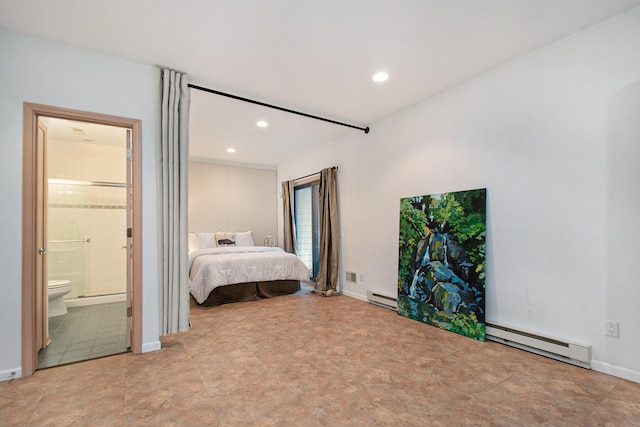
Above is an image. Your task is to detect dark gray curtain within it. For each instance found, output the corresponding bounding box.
[281,180,297,254]
[158,68,190,335]
[314,167,339,296]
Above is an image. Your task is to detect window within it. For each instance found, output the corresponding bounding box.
[294,181,320,279]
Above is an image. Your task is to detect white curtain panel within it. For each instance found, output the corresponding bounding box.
[158,68,190,334]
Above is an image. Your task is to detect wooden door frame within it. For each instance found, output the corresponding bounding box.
[36,119,49,352]
[22,102,143,376]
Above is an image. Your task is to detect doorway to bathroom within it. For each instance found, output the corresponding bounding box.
[22,103,143,377]
[41,116,129,368]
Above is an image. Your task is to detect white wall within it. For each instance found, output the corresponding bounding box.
[189,161,278,246]
[278,8,640,382]
[0,29,161,379]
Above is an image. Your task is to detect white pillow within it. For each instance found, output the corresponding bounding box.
[196,232,218,249]
[188,233,198,254]
[234,231,255,247]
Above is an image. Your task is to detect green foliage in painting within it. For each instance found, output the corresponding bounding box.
[433,312,486,341]
[398,197,428,286]
[431,189,486,281]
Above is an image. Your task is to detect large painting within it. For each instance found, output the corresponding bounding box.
[398,188,487,340]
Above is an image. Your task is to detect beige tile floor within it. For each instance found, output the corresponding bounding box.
[1,288,639,426]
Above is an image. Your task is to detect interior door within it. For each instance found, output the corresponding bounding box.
[23,103,144,377]
[125,129,133,349]
[36,119,48,351]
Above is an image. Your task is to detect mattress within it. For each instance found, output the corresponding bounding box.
[188,246,310,304]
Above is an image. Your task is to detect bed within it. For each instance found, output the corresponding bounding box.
[188,232,310,306]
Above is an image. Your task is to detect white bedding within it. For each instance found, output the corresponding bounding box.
[188,246,310,304]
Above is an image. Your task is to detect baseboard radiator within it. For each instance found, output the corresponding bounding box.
[366,290,398,310]
[486,322,591,369]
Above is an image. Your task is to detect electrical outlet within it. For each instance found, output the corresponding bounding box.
[605,320,619,338]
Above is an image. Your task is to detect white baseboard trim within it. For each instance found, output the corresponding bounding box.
[592,360,640,384]
[0,367,21,382]
[340,289,367,302]
[141,341,162,353]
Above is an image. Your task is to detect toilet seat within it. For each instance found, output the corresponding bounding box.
[48,280,71,289]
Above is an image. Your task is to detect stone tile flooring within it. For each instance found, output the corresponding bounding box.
[37,301,129,368]
[2,290,639,426]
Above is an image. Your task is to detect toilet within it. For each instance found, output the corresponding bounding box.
[48,280,72,317]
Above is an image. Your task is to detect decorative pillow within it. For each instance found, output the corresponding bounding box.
[216,233,236,246]
[234,230,255,247]
[196,232,218,249]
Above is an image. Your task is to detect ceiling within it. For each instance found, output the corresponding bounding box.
[2,0,640,167]
[41,118,127,148]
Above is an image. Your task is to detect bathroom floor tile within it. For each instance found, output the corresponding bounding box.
[92,343,120,354]
[37,301,129,369]
[59,354,89,364]
[62,347,91,358]
[65,342,94,352]
[38,354,62,369]
[95,335,120,345]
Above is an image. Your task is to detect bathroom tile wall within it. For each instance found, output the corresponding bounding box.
[46,126,126,183]
[46,125,128,298]
[48,205,126,297]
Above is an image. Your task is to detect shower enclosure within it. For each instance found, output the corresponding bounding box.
[47,179,127,300]
[45,118,127,303]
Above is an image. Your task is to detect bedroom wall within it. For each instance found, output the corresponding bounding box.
[188,160,278,246]
[277,7,640,382]
[0,29,161,379]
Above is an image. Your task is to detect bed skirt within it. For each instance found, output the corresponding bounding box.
[196,280,301,306]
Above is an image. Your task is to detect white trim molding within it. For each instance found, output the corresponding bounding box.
[141,341,162,353]
[341,290,368,302]
[1,367,21,382]
[592,360,640,384]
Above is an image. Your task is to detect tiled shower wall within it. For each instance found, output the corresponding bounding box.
[47,136,127,298]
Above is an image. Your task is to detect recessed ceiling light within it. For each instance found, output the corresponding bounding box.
[256,120,269,128]
[372,72,389,82]
[226,148,236,153]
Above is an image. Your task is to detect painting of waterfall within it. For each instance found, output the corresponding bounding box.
[398,188,487,341]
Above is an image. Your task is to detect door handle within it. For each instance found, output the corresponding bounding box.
[38,247,47,255]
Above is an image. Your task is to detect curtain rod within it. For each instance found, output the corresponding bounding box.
[294,166,338,184]
[188,84,370,134]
